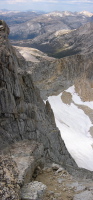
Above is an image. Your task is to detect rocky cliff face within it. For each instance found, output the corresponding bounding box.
[15,46,93,101]
[0,20,77,168]
[15,42,93,172]
[1,20,93,200]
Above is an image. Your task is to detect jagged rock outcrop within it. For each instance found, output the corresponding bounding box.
[0,20,77,200]
[0,140,45,200]
[1,19,93,200]
[0,20,77,167]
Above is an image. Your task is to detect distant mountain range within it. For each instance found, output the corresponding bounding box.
[0,10,93,58]
[0,10,41,25]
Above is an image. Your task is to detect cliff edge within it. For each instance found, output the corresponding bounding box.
[0,20,76,167]
[0,20,93,200]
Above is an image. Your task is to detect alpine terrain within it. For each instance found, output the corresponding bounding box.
[0,9,93,200]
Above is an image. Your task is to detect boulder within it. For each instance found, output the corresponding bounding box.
[21,181,47,200]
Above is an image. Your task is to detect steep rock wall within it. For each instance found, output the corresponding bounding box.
[15,46,93,100]
[31,55,93,100]
[0,20,76,168]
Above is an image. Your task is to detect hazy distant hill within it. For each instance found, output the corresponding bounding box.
[0,10,93,58]
[0,10,41,25]
[8,11,92,39]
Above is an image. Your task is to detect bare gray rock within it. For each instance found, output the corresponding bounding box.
[15,45,93,101]
[66,182,86,192]
[57,178,64,184]
[8,140,44,186]
[1,21,93,200]
[0,21,77,170]
[1,21,93,179]
[0,140,45,199]
[73,190,93,200]
[21,181,47,200]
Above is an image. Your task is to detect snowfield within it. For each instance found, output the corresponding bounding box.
[48,85,93,171]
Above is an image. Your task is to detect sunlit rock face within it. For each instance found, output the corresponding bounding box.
[16,46,93,100]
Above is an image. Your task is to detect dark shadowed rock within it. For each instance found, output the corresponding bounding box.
[0,20,77,168]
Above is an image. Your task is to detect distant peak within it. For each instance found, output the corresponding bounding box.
[79,11,93,17]
[45,11,74,17]
[0,10,20,14]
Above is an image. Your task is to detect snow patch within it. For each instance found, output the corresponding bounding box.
[45,11,74,18]
[48,85,93,171]
[79,11,93,17]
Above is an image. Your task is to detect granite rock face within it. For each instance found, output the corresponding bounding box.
[15,46,93,100]
[1,20,93,200]
[0,20,77,168]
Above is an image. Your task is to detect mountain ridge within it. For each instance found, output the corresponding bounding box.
[3,10,92,59]
[1,19,93,200]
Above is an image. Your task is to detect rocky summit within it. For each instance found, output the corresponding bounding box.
[0,20,93,200]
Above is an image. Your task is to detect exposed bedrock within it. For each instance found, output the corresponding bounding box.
[0,20,77,168]
[1,20,93,200]
[32,55,93,101]
[15,46,93,101]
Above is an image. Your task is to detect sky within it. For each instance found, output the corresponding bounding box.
[0,0,93,13]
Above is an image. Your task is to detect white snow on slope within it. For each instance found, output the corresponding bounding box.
[48,86,93,171]
[79,11,93,17]
[45,11,75,17]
